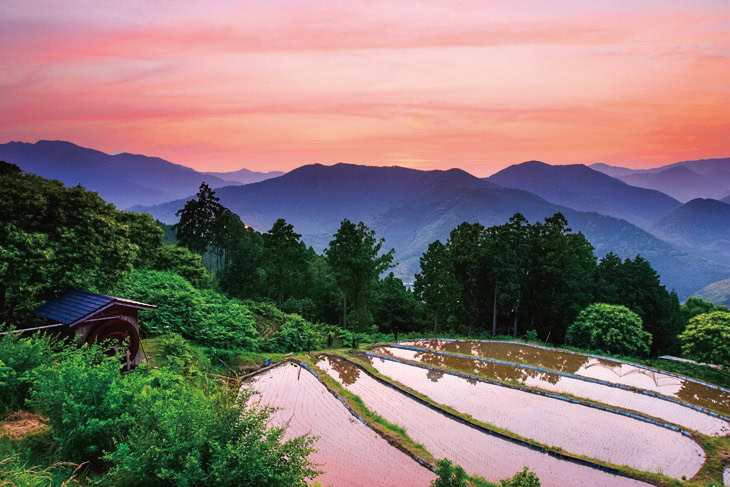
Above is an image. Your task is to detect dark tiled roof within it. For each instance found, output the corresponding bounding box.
[36,289,155,326]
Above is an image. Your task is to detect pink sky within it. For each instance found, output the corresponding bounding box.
[1,0,729,175]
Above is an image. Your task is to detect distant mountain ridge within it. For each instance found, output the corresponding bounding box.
[591,158,730,202]
[651,198,730,267]
[0,140,242,209]
[133,162,729,298]
[204,168,285,184]
[487,161,680,229]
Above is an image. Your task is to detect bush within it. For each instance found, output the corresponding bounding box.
[0,330,55,415]
[431,459,468,487]
[500,468,541,487]
[158,333,209,379]
[113,270,259,350]
[28,345,145,465]
[566,303,651,356]
[679,311,730,367]
[103,378,317,487]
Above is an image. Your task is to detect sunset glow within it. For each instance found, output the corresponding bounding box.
[1,0,729,175]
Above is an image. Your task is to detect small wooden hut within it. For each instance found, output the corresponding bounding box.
[35,289,155,369]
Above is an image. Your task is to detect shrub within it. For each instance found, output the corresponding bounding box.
[566,303,651,356]
[500,468,541,487]
[431,459,468,487]
[103,380,317,487]
[0,330,55,415]
[28,345,145,465]
[113,270,259,350]
[158,333,209,379]
[679,311,730,367]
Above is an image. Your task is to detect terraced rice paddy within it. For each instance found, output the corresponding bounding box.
[372,345,730,436]
[317,356,652,487]
[246,362,436,487]
[403,339,730,416]
[362,353,704,478]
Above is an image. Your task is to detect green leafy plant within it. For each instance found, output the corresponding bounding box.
[679,311,730,367]
[0,329,55,414]
[500,467,541,487]
[566,303,651,356]
[431,459,468,487]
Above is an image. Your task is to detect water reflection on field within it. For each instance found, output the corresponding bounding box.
[360,353,704,479]
[372,346,730,436]
[247,363,436,487]
[403,339,730,416]
[318,356,652,487]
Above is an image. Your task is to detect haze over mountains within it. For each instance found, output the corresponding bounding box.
[0,141,283,208]
[134,162,729,299]
[3,139,729,300]
[591,158,730,202]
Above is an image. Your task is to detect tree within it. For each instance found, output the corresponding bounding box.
[681,297,728,324]
[431,459,467,487]
[679,311,730,367]
[175,182,224,255]
[413,241,460,332]
[0,167,138,324]
[263,219,307,307]
[500,468,541,487]
[325,219,394,330]
[595,254,683,355]
[373,273,422,337]
[448,222,489,335]
[566,303,652,356]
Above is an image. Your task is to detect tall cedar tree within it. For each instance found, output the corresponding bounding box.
[263,218,307,307]
[176,182,224,255]
[325,219,394,329]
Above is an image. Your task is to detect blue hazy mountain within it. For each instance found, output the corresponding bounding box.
[133,162,729,298]
[0,140,241,209]
[591,158,730,202]
[487,161,681,228]
[204,168,285,184]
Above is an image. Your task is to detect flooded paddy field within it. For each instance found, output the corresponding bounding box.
[246,362,436,487]
[362,353,704,479]
[373,345,730,436]
[402,339,730,416]
[317,355,652,487]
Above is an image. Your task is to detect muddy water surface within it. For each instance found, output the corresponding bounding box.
[318,356,652,487]
[247,363,436,487]
[364,353,704,479]
[405,339,730,416]
[373,346,730,436]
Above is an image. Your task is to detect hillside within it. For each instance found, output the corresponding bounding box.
[134,163,729,298]
[204,168,285,184]
[487,161,680,228]
[722,195,730,204]
[591,158,730,202]
[0,140,240,209]
[651,198,730,266]
[693,278,730,307]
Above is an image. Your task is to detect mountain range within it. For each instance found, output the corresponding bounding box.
[591,158,730,202]
[133,163,729,299]
[204,168,285,184]
[0,140,283,209]
[4,139,729,300]
[487,161,680,229]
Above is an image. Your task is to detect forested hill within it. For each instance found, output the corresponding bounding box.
[487,161,681,228]
[0,140,242,209]
[134,163,730,298]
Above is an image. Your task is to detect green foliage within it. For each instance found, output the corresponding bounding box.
[263,218,308,306]
[414,240,461,331]
[431,459,468,487]
[104,383,317,487]
[373,273,424,336]
[0,451,81,487]
[28,345,144,465]
[175,182,225,255]
[500,468,541,487]
[567,303,652,356]
[113,270,259,350]
[679,311,730,367]
[158,333,210,379]
[325,219,395,330]
[595,252,683,355]
[246,301,330,353]
[0,330,55,415]
[149,244,211,286]
[681,297,728,324]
